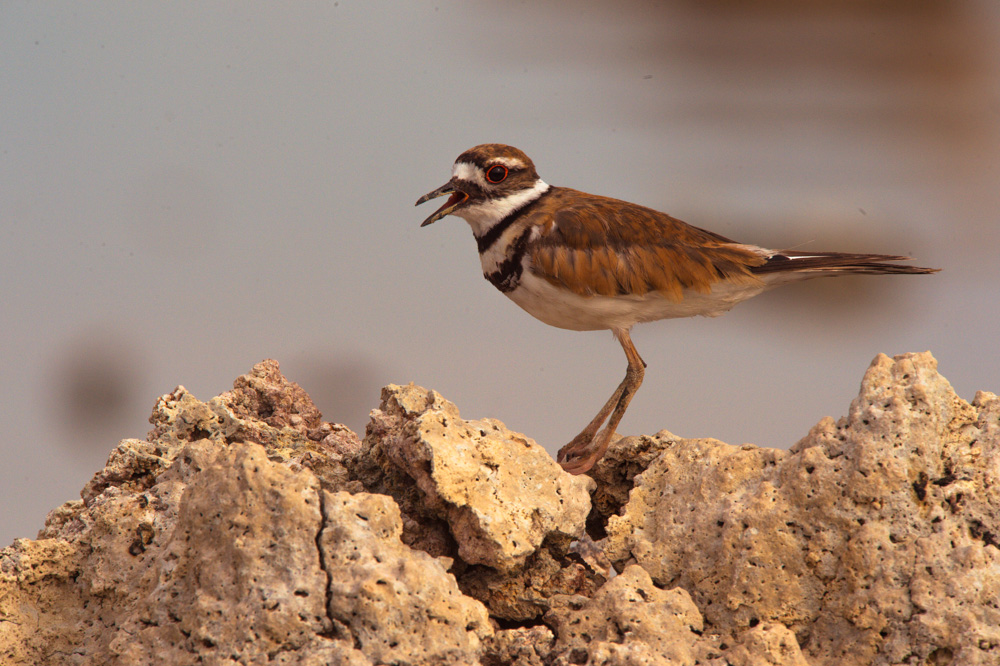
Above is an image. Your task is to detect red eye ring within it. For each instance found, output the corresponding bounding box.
[485,164,508,184]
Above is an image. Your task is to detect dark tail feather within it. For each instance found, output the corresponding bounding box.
[751,251,939,276]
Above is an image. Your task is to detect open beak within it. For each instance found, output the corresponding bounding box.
[415,180,469,227]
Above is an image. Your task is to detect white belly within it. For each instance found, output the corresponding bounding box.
[505,270,769,331]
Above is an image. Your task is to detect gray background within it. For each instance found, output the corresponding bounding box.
[3,1,999,546]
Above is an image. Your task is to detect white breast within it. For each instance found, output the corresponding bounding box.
[505,269,770,331]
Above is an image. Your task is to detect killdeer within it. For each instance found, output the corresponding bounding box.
[416,144,938,474]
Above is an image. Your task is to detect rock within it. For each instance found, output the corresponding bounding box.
[586,432,694,539]
[723,624,811,666]
[357,383,594,571]
[544,564,713,664]
[603,352,1000,665]
[0,362,490,665]
[320,490,492,665]
[3,352,999,665]
[3,440,370,665]
[145,359,361,493]
[481,626,556,666]
[539,564,810,666]
[0,538,85,664]
[457,540,606,622]
[353,383,602,621]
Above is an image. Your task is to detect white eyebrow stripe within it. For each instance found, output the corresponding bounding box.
[452,161,486,187]
[490,156,525,169]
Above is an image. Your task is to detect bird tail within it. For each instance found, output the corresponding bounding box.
[751,251,939,280]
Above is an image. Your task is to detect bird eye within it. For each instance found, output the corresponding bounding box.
[486,164,508,184]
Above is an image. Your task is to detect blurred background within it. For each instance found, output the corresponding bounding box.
[2,1,998,545]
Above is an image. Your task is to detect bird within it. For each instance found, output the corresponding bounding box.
[415,143,938,475]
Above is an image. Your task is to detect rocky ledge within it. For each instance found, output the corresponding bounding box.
[1,352,998,665]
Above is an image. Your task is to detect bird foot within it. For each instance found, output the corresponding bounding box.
[557,428,613,475]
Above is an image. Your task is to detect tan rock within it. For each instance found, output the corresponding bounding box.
[358,383,594,572]
[721,623,810,666]
[143,359,360,493]
[537,564,808,666]
[3,440,366,665]
[349,383,605,623]
[587,433,675,538]
[0,538,87,664]
[321,490,492,664]
[457,542,606,622]
[482,626,556,666]
[5,353,1000,665]
[545,564,712,665]
[604,352,1000,665]
[0,362,490,665]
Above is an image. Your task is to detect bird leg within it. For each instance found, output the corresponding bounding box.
[557,328,645,475]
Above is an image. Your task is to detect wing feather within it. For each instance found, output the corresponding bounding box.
[526,188,764,300]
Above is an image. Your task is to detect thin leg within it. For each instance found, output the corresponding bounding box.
[557,327,645,474]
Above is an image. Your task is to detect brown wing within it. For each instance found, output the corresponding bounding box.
[528,188,765,300]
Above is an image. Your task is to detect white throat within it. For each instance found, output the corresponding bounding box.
[455,179,550,237]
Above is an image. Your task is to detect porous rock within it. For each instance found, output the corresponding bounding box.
[357,383,594,571]
[2,440,370,665]
[353,383,603,622]
[456,537,607,622]
[320,490,492,664]
[3,352,999,666]
[545,564,712,664]
[482,626,556,666]
[603,352,1000,665]
[78,359,360,507]
[1,361,489,666]
[540,564,809,666]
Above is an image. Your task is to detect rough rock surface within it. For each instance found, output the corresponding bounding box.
[1,352,998,666]
[357,383,593,571]
[602,352,1000,665]
[320,490,491,664]
[354,383,603,621]
[545,564,810,666]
